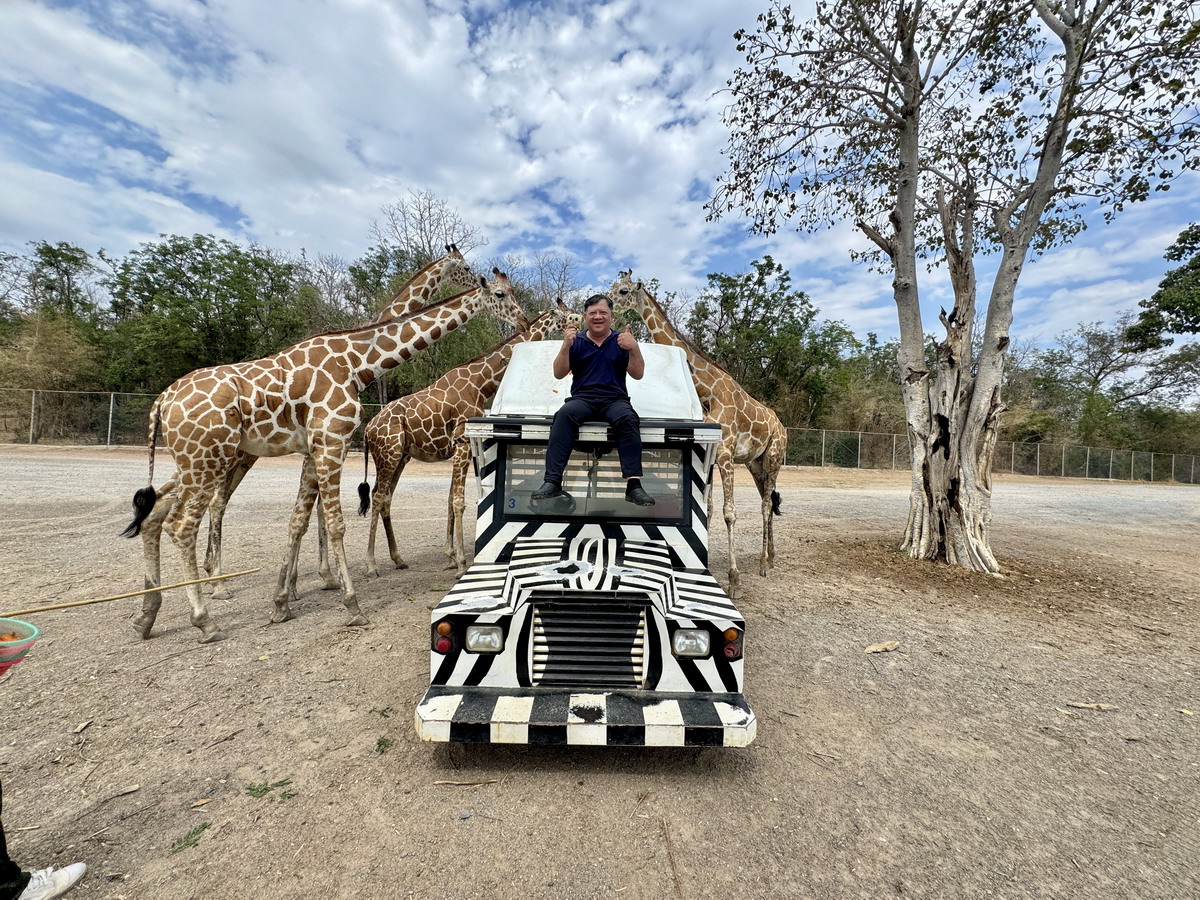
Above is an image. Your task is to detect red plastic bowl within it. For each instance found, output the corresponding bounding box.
[0,617,41,675]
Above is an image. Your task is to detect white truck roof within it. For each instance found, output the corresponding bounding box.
[487,340,705,420]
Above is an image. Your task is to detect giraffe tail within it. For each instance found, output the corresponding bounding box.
[358,433,371,516]
[771,490,783,516]
[122,395,162,538]
[121,487,158,538]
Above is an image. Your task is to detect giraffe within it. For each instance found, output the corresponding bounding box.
[359,301,576,575]
[122,269,528,642]
[200,244,477,599]
[609,271,786,599]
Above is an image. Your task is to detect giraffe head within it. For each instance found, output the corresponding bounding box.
[481,267,530,331]
[441,243,476,291]
[522,298,578,340]
[553,298,580,331]
[556,298,583,330]
[608,269,647,318]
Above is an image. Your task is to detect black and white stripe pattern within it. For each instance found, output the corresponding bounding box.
[436,537,740,622]
[466,420,720,570]
[416,685,756,747]
[429,537,746,696]
[417,360,754,747]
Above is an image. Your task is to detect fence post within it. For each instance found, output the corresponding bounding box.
[1036,443,1040,477]
[1011,442,1015,474]
[1061,444,1066,478]
[1109,449,1114,480]
[892,433,897,470]
[1151,454,1155,482]
[28,390,36,444]
[858,432,863,469]
[821,430,826,467]
[107,393,115,446]
[1085,446,1090,479]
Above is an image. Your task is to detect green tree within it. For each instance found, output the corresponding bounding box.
[101,234,309,392]
[822,332,908,434]
[1125,224,1200,349]
[708,0,1200,572]
[0,241,105,394]
[684,256,851,425]
[1037,317,1200,446]
[26,241,103,321]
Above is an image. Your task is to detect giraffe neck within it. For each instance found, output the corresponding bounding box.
[370,257,452,324]
[637,288,687,349]
[303,286,487,391]
[635,287,725,405]
[431,309,564,397]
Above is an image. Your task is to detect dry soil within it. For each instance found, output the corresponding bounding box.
[0,446,1196,900]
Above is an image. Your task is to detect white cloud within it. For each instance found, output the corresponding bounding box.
[0,0,1194,351]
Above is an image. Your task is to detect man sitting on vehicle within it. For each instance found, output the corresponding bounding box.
[532,294,655,506]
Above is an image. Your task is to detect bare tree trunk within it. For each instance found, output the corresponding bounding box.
[898,0,1086,572]
[900,187,1003,572]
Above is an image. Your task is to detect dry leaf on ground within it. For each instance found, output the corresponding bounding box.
[865,641,900,654]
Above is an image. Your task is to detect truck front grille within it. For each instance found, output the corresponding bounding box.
[531,592,647,689]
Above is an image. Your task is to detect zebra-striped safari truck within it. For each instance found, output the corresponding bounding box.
[414,341,757,747]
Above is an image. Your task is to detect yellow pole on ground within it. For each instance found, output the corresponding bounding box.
[1,568,263,618]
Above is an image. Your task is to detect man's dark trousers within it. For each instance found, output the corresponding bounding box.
[544,396,642,485]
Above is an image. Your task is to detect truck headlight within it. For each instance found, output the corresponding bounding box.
[465,625,504,653]
[671,628,711,658]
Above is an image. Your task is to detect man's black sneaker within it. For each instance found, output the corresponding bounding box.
[532,481,567,500]
[625,485,656,506]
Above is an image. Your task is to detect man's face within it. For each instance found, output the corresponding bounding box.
[584,301,613,337]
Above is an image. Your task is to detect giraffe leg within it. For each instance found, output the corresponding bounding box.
[366,456,406,576]
[314,497,338,591]
[747,457,778,577]
[446,440,471,574]
[380,458,410,572]
[312,449,368,626]
[168,485,226,643]
[275,459,320,619]
[131,478,177,640]
[206,455,256,600]
[717,448,742,599]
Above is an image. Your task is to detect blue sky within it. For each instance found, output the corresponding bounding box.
[1,0,1195,346]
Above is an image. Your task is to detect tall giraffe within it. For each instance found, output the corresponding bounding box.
[609,271,786,599]
[122,269,528,642]
[201,244,477,598]
[359,301,576,575]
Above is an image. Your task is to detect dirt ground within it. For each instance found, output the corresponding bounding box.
[0,444,1196,900]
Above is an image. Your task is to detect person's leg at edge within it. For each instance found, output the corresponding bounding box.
[1,781,31,900]
[0,782,86,900]
[533,397,594,499]
[603,400,655,506]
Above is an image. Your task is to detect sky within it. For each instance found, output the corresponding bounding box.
[0,0,1195,347]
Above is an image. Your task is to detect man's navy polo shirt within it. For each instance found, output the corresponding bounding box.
[568,331,630,402]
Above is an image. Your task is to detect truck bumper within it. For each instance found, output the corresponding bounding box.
[415,685,756,747]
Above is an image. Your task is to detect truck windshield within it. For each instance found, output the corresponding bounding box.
[500,443,687,522]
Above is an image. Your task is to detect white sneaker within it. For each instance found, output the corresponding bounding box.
[16,863,86,900]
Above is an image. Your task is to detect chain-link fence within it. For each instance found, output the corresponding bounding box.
[2,388,1196,485]
[785,427,1198,485]
[0,388,385,449]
